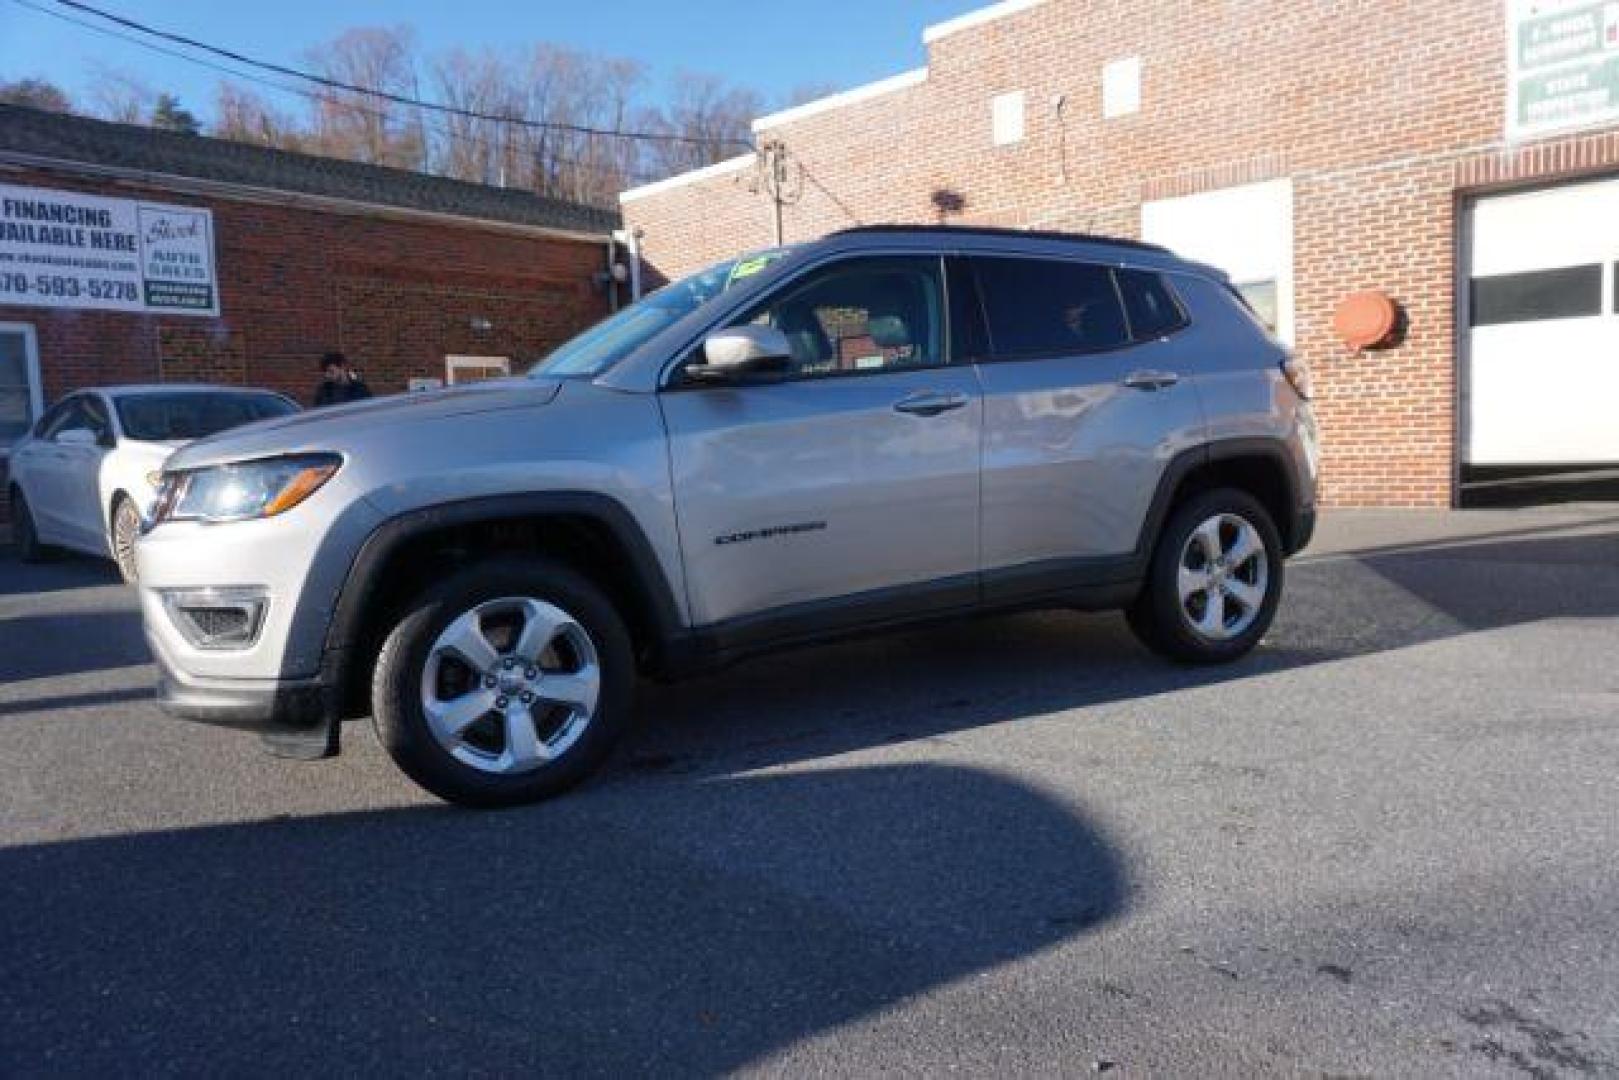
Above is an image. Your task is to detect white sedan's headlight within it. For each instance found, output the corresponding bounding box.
[153,455,341,524]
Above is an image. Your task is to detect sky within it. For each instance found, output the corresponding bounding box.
[0,0,991,121]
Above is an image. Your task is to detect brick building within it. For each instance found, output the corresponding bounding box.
[620,0,1619,508]
[0,104,621,465]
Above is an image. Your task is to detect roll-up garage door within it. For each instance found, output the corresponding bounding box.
[1465,177,1619,466]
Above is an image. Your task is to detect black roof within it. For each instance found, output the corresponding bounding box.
[0,105,619,235]
[833,224,1170,254]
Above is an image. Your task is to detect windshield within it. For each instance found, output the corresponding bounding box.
[116,392,297,442]
[532,250,789,378]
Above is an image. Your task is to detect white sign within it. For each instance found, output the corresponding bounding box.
[0,182,219,316]
[1507,0,1619,139]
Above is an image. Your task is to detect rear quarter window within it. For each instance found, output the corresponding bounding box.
[1116,268,1189,340]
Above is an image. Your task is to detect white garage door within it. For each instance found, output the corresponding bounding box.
[1466,177,1619,466]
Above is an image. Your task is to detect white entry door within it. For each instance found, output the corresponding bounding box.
[1142,179,1295,345]
[1466,178,1619,466]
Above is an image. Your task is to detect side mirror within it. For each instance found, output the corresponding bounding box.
[689,326,794,382]
[55,428,99,448]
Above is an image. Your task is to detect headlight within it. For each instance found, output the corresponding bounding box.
[155,454,341,524]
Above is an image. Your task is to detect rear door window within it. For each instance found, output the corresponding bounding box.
[971,256,1130,358]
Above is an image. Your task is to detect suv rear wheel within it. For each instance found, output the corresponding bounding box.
[1128,487,1283,664]
[370,556,635,807]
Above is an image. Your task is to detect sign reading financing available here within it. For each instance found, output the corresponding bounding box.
[0,182,219,316]
[1509,0,1619,139]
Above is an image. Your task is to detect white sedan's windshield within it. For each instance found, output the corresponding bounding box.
[532,251,787,378]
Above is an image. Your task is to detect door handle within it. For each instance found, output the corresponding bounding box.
[893,391,969,417]
[1122,369,1180,391]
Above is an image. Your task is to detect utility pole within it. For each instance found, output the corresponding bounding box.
[762,139,790,246]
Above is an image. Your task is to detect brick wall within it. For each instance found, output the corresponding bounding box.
[622,0,1619,507]
[2,165,610,407]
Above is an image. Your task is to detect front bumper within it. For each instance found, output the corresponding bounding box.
[148,627,340,760]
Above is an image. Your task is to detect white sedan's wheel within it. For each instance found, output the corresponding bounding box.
[111,497,142,584]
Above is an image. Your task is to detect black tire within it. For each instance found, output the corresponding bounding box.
[111,495,141,584]
[10,488,53,564]
[1127,487,1284,664]
[371,555,636,808]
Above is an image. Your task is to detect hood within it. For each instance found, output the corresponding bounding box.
[166,376,564,470]
[121,438,188,460]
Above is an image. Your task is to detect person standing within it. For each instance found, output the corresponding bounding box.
[313,351,373,408]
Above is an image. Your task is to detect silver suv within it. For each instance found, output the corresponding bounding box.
[138,226,1318,807]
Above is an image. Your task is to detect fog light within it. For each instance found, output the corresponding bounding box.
[162,588,268,650]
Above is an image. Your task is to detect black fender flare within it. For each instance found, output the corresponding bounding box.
[318,491,686,696]
[1134,438,1312,559]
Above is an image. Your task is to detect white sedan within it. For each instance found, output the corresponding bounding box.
[7,384,299,582]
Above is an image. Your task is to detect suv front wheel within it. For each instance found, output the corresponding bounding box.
[1128,488,1284,664]
[371,556,635,807]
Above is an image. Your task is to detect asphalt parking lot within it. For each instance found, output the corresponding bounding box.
[2,506,1617,1077]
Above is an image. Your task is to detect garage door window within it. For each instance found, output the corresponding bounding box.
[1470,264,1603,326]
[0,324,41,450]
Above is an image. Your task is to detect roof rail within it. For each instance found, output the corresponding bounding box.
[831,223,1171,255]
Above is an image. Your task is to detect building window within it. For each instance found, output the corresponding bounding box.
[446,356,512,384]
[1470,264,1603,327]
[0,323,41,453]
[1103,56,1142,119]
[991,91,1026,146]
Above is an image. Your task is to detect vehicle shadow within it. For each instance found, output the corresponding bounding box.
[0,610,149,682]
[0,686,155,718]
[0,546,123,597]
[624,525,1619,779]
[0,763,1127,1076]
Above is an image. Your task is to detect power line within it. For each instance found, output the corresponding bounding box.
[8,0,672,192]
[47,0,755,151]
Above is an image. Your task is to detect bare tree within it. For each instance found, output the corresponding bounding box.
[212,83,306,151]
[432,47,518,185]
[645,72,759,176]
[303,26,426,169]
[192,24,762,208]
[87,66,155,124]
[0,77,72,113]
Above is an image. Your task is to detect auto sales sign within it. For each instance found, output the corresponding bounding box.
[0,182,219,316]
[1509,0,1619,139]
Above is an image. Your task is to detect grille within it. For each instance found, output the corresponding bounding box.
[179,606,252,640]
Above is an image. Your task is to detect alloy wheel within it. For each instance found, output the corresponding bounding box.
[1176,513,1269,642]
[113,500,141,582]
[419,596,602,775]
